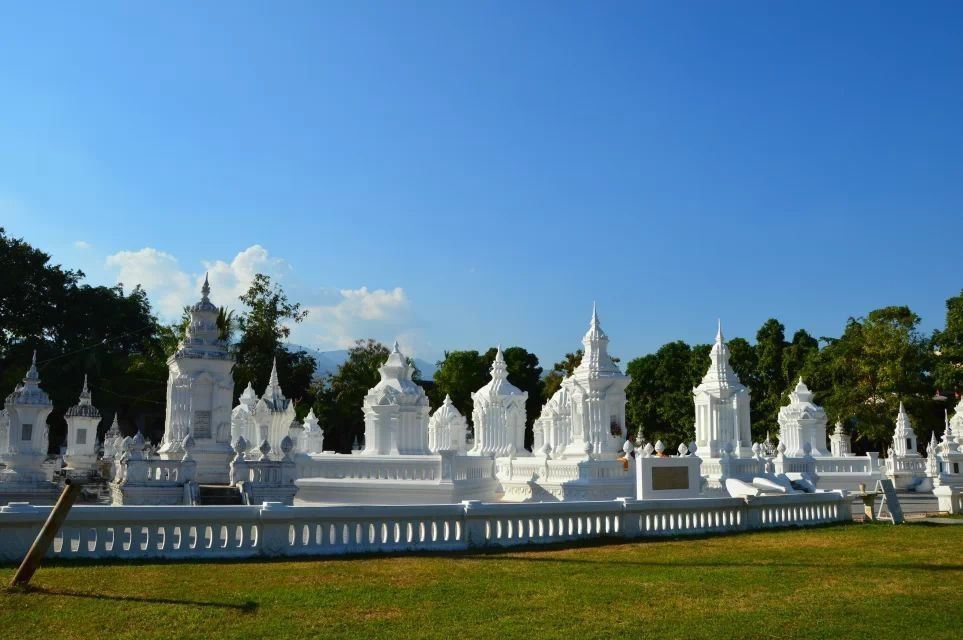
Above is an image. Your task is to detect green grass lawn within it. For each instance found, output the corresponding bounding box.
[2,523,961,640]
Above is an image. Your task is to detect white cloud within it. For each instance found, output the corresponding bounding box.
[73,240,92,250]
[296,286,422,354]
[202,245,286,306]
[105,244,284,319]
[105,247,193,317]
[103,244,426,356]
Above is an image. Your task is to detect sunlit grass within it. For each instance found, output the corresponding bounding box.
[2,523,961,640]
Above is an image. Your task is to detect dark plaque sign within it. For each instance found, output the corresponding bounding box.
[651,466,689,491]
[193,410,212,439]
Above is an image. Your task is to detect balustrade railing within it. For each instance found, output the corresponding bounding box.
[0,491,850,563]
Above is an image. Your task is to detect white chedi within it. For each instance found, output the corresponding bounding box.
[777,378,829,457]
[891,402,920,458]
[362,342,431,455]
[533,305,630,460]
[533,385,571,457]
[560,304,629,459]
[253,359,298,457]
[428,395,468,453]
[470,346,528,457]
[158,275,235,483]
[693,321,752,458]
[301,408,324,454]
[230,381,259,447]
[64,375,102,473]
[0,352,55,487]
[102,415,123,460]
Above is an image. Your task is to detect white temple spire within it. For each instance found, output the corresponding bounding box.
[491,345,508,378]
[716,319,723,343]
[269,357,279,387]
[26,350,39,381]
[201,272,211,300]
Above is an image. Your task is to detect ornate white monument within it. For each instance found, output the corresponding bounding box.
[777,378,829,457]
[0,352,59,504]
[254,359,298,457]
[885,402,926,489]
[295,343,497,504]
[694,322,752,459]
[362,343,431,456]
[158,275,235,483]
[930,410,963,488]
[428,395,468,453]
[64,376,102,475]
[497,307,635,501]
[469,347,528,457]
[829,421,852,457]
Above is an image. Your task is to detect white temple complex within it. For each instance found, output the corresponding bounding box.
[496,307,634,501]
[294,343,497,504]
[158,275,236,483]
[64,376,102,475]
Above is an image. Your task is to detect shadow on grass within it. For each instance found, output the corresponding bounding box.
[9,585,258,612]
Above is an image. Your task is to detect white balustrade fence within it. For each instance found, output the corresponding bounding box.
[0,492,850,563]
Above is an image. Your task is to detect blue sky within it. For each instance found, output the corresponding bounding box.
[1,2,961,366]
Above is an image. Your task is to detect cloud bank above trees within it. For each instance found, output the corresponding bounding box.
[103,244,425,356]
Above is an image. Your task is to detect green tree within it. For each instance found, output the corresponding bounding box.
[432,350,490,425]
[233,274,315,411]
[933,290,963,399]
[316,339,390,452]
[626,341,700,447]
[806,306,933,450]
[541,349,583,402]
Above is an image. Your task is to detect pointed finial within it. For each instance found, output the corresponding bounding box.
[716,319,724,343]
[25,349,39,381]
[82,374,89,393]
[201,272,210,299]
[495,345,505,362]
[392,340,401,353]
[592,301,598,323]
[443,394,453,404]
[269,357,279,386]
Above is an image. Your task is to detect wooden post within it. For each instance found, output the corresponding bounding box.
[9,478,84,588]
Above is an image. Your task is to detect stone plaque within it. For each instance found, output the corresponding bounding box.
[193,410,212,439]
[651,466,689,491]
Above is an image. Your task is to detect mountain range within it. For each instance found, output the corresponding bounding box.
[287,344,438,379]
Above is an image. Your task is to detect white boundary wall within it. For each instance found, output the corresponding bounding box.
[0,492,850,563]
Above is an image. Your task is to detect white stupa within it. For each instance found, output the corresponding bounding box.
[254,359,298,457]
[694,321,752,458]
[428,395,468,453]
[64,375,102,474]
[0,352,59,503]
[499,306,635,502]
[362,342,431,455]
[469,347,528,457]
[777,378,829,457]
[158,275,235,483]
[885,402,926,489]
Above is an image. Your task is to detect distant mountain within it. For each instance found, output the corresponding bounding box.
[287,344,437,379]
